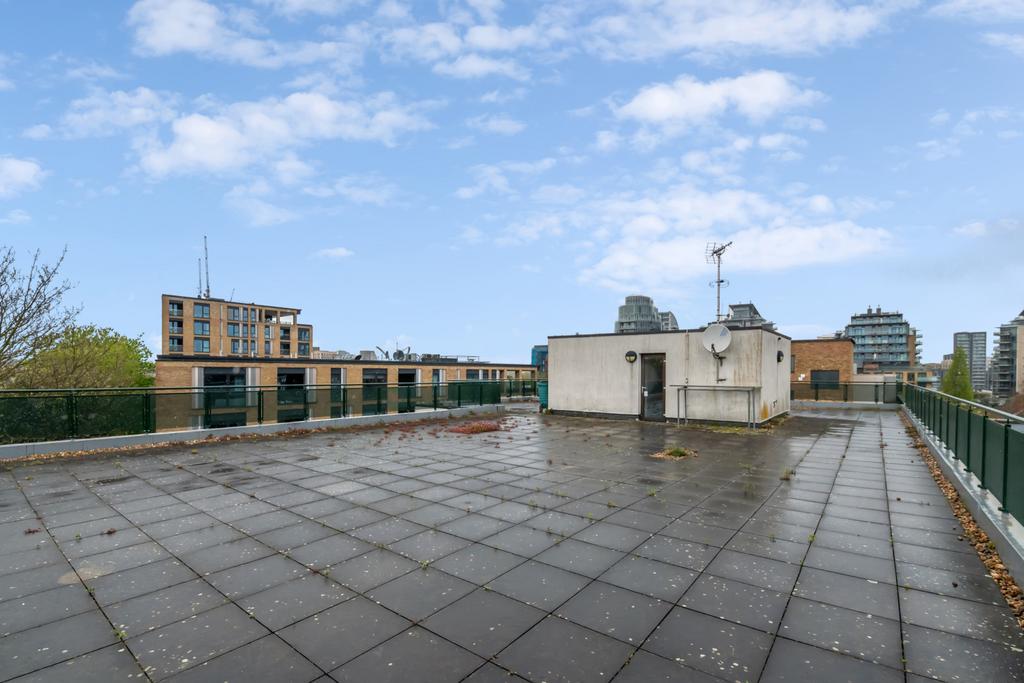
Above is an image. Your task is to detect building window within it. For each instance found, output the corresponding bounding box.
[280,327,291,341]
[231,339,240,354]
[298,328,310,342]
[194,303,210,319]
[280,342,291,356]
[194,338,210,353]
[228,306,240,321]
[169,337,183,352]
[241,307,248,322]
[227,323,240,337]
[466,369,480,380]
[264,341,272,355]
[264,325,271,340]
[194,321,210,336]
[298,343,310,356]
[169,320,183,334]
[168,301,183,317]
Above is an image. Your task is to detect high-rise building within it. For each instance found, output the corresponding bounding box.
[843,306,920,373]
[953,331,987,391]
[992,309,1024,399]
[721,303,775,330]
[615,295,677,334]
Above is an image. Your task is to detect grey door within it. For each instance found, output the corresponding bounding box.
[640,354,666,420]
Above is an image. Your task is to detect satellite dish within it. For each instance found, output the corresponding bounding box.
[702,324,732,355]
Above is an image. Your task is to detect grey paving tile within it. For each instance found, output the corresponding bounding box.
[422,589,545,657]
[0,610,118,681]
[128,603,268,681]
[778,597,903,669]
[557,580,672,644]
[496,615,634,683]
[367,567,475,621]
[9,643,146,682]
[277,595,410,671]
[903,623,1024,682]
[680,574,788,632]
[761,635,904,683]
[644,607,774,680]
[330,626,484,682]
[238,575,350,630]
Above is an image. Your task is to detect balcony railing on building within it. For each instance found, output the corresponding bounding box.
[0,380,538,445]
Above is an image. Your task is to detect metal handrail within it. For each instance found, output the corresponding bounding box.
[0,379,537,396]
[905,383,1024,424]
[671,384,757,429]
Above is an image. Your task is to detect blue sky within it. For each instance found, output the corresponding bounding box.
[1,0,1022,364]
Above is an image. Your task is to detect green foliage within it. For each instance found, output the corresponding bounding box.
[940,347,975,401]
[9,325,154,389]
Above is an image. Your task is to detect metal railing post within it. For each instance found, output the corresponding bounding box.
[257,390,264,424]
[979,414,988,490]
[1000,420,1010,511]
[66,393,77,439]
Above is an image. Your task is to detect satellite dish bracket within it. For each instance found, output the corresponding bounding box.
[711,343,726,383]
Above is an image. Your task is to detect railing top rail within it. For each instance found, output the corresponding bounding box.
[670,384,757,390]
[905,383,1024,424]
[0,379,534,396]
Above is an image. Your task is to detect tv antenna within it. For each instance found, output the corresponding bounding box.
[203,235,211,299]
[196,258,203,298]
[706,241,732,321]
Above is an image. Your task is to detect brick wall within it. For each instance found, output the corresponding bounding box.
[791,339,856,383]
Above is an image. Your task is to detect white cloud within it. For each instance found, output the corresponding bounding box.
[127,0,364,70]
[0,209,30,224]
[433,54,529,80]
[931,0,1024,21]
[465,25,540,51]
[455,157,555,198]
[584,1,905,60]
[461,225,485,243]
[273,153,315,185]
[594,130,622,152]
[929,109,951,126]
[314,246,354,258]
[256,0,358,16]
[757,132,807,161]
[0,157,46,199]
[615,71,823,138]
[783,115,827,132]
[138,90,432,177]
[22,124,52,140]
[466,113,525,135]
[383,23,462,61]
[918,137,961,161]
[983,32,1024,57]
[480,87,527,103]
[56,87,177,138]
[680,137,751,183]
[224,179,297,225]
[953,218,1021,237]
[532,184,585,204]
[0,54,13,90]
[305,174,397,204]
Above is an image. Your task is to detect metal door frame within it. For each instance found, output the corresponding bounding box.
[639,353,666,421]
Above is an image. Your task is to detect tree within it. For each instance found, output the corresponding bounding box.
[0,247,79,386]
[9,325,154,389]
[941,347,974,401]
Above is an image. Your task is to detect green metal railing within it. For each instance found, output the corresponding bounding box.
[791,381,901,404]
[0,380,537,445]
[902,383,1024,521]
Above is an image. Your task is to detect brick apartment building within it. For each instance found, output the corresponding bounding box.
[156,293,536,392]
[790,338,856,385]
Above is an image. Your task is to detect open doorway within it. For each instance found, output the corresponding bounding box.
[640,354,666,421]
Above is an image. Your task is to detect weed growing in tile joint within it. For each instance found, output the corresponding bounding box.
[651,446,698,460]
[779,468,795,481]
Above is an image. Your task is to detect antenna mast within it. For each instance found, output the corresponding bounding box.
[203,235,211,299]
[705,241,733,322]
[197,258,203,298]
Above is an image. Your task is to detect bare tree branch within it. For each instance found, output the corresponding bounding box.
[0,246,79,386]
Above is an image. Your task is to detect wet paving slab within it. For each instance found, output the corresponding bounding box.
[1,408,1023,681]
